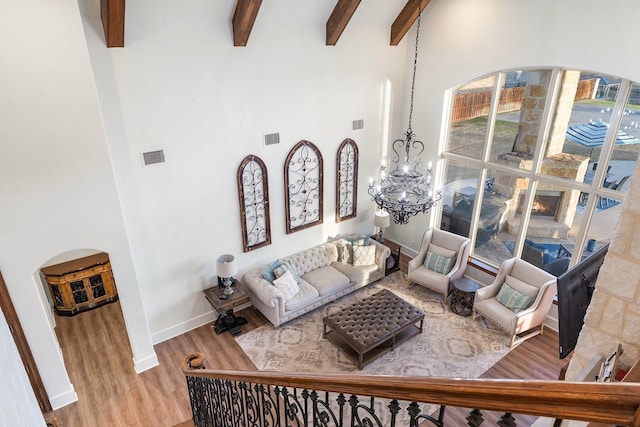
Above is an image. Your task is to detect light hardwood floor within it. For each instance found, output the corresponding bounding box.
[48,292,568,427]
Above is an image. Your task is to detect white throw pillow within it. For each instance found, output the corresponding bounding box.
[272,270,300,301]
[505,275,539,299]
[352,245,376,266]
[427,243,457,259]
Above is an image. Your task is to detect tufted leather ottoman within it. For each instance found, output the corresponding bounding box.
[323,289,424,369]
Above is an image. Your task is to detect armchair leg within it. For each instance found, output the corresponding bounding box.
[405,277,414,288]
[510,325,544,348]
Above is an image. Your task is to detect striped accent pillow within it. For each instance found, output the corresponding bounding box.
[496,283,533,313]
[424,251,454,274]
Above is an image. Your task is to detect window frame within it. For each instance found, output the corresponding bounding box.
[441,67,635,270]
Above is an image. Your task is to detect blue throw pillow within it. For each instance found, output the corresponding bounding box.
[496,283,533,312]
[261,259,282,283]
[346,235,370,246]
[424,251,454,274]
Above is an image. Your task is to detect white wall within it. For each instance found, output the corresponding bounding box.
[0,0,156,409]
[79,0,410,342]
[0,311,46,427]
[389,0,640,251]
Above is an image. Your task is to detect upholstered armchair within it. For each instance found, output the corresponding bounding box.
[407,228,471,301]
[473,257,557,347]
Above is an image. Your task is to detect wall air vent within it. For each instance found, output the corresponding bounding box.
[264,133,280,146]
[352,119,364,130]
[142,150,165,166]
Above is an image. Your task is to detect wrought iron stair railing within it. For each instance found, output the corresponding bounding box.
[182,353,640,427]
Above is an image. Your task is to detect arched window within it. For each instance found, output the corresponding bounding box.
[335,138,359,222]
[441,69,638,274]
[237,155,271,252]
[284,140,323,234]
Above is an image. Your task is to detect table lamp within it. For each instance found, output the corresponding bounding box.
[374,210,390,243]
[216,254,238,296]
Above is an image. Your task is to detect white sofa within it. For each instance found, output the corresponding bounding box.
[243,236,391,326]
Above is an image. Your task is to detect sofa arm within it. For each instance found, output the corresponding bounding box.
[474,282,500,302]
[369,239,391,272]
[243,270,284,308]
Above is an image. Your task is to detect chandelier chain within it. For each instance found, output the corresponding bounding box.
[408,0,422,132]
[368,0,441,225]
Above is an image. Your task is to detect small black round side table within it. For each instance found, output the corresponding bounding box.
[449,277,481,316]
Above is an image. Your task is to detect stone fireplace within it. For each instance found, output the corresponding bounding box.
[491,70,590,238]
[494,152,588,238]
[516,190,563,218]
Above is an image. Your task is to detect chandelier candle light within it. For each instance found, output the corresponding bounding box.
[368,0,441,225]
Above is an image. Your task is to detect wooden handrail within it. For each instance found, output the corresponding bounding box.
[182,359,640,426]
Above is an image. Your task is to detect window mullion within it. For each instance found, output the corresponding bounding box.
[592,79,632,189]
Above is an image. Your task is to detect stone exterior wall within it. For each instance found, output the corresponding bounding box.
[565,160,640,380]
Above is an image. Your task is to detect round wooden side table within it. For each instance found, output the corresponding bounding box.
[449,277,481,316]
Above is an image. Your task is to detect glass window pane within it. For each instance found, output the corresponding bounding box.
[601,82,640,196]
[490,69,553,168]
[472,169,519,266]
[542,71,621,184]
[447,75,496,159]
[520,183,588,276]
[441,159,480,235]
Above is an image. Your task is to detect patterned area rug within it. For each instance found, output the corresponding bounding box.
[236,272,512,424]
[236,271,511,377]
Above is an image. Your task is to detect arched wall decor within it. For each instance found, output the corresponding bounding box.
[284,140,323,234]
[335,138,359,222]
[237,155,271,252]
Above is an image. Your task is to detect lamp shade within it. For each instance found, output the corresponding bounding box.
[374,210,391,228]
[216,254,237,278]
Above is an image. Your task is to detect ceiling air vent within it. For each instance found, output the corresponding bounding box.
[142,150,165,166]
[264,133,280,146]
[352,119,364,130]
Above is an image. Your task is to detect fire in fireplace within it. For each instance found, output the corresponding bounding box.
[516,190,563,218]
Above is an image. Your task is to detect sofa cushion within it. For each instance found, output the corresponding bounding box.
[496,283,533,313]
[352,244,376,266]
[302,266,351,296]
[474,298,515,333]
[284,280,319,312]
[262,259,281,282]
[332,262,379,285]
[409,265,449,291]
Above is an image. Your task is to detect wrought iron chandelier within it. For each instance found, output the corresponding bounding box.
[368,0,441,225]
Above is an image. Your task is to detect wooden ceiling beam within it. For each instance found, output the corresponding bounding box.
[100,0,125,48]
[232,0,263,47]
[326,0,361,46]
[390,0,431,46]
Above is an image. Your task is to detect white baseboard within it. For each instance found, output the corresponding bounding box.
[49,387,78,410]
[133,353,159,373]
[150,302,254,345]
[151,311,217,345]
